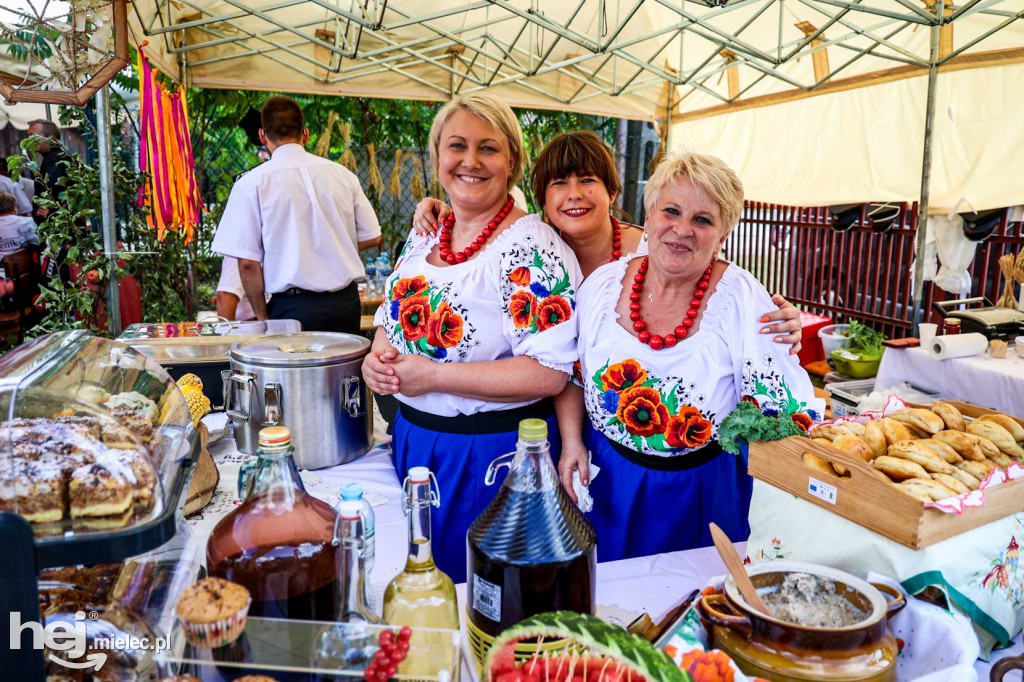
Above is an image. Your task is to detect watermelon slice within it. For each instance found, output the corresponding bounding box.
[483,611,691,682]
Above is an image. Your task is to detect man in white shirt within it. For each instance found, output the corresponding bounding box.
[0,173,32,217]
[212,96,381,333]
[215,256,257,321]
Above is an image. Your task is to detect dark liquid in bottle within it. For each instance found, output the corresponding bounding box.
[208,541,340,621]
[207,489,341,622]
[467,487,596,636]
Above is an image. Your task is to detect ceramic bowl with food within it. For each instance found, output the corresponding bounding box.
[698,560,906,682]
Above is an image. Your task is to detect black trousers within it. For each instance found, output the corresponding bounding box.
[267,282,360,334]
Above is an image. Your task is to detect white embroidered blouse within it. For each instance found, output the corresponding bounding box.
[374,214,583,417]
[576,258,824,456]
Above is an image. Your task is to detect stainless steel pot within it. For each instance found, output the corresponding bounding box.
[225,332,372,468]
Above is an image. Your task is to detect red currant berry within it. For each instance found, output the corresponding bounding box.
[398,626,412,641]
[389,649,404,663]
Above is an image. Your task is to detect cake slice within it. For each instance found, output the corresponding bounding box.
[69,462,134,519]
[0,459,65,523]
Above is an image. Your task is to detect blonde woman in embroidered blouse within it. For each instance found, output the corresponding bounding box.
[363,93,582,582]
[559,151,824,561]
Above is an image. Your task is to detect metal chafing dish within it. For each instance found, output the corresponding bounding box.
[120,319,301,409]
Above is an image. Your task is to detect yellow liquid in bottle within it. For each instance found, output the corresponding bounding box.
[383,539,459,674]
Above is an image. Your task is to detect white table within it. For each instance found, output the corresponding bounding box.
[875,346,1024,416]
[192,413,1022,681]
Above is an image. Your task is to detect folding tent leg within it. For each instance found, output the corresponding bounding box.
[96,85,121,336]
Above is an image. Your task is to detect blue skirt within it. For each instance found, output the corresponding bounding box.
[393,410,561,584]
[583,423,751,562]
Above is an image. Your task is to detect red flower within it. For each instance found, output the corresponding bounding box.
[509,290,538,328]
[791,412,814,433]
[392,275,429,300]
[571,361,583,386]
[616,386,670,437]
[601,359,648,391]
[398,296,431,341]
[508,266,531,286]
[426,301,464,348]
[740,395,760,409]
[535,295,572,331]
[680,649,736,682]
[665,406,713,449]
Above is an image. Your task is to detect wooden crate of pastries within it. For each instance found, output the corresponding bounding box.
[748,401,1024,549]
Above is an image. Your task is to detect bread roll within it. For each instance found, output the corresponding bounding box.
[915,439,962,464]
[862,421,887,459]
[873,455,929,482]
[967,420,1018,454]
[803,452,838,478]
[878,418,914,445]
[930,401,966,432]
[976,414,1024,443]
[886,441,956,474]
[955,459,995,480]
[894,481,932,503]
[889,408,944,435]
[898,478,957,502]
[987,451,1015,469]
[930,473,970,495]
[947,467,981,491]
[964,432,1001,458]
[832,434,875,463]
[932,430,985,461]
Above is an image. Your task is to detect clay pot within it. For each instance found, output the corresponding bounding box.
[698,561,906,682]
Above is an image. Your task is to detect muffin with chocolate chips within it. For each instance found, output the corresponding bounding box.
[177,578,250,647]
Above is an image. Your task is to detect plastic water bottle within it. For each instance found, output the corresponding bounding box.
[364,257,377,294]
[339,482,376,608]
[377,252,392,293]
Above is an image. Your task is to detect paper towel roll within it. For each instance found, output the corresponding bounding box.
[929,333,989,360]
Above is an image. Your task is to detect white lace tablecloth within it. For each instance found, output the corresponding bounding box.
[875,346,1024,415]
[190,413,1022,682]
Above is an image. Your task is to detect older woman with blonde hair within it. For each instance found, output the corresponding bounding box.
[557,151,824,561]
[363,93,582,582]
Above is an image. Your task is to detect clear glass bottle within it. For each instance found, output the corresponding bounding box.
[467,418,597,640]
[337,482,375,610]
[315,501,381,669]
[383,467,459,673]
[206,426,341,621]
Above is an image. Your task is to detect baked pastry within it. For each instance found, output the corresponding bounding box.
[177,578,251,648]
[0,459,65,523]
[967,420,1019,455]
[69,463,134,519]
[955,459,995,480]
[914,439,962,464]
[862,421,887,459]
[873,455,929,481]
[897,478,956,502]
[886,441,955,474]
[947,467,981,491]
[877,418,914,445]
[930,473,970,495]
[930,401,966,432]
[889,408,944,435]
[975,414,1024,444]
[932,430,985,461]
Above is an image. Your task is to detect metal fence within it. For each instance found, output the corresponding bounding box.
[724,202,1024,339]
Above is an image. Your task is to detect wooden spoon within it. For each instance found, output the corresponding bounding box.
[709,522,771,615]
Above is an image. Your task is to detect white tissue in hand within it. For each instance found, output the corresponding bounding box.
[571,455,600,513]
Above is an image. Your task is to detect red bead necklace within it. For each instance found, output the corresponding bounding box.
[438,194,515,265]
[628,257,712,350]
[609,216,622,262]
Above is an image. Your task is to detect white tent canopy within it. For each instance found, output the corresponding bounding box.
[126,0,1024,212]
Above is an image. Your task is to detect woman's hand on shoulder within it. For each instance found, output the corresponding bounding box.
[362,345,401,394]
[557,440,590,505]
[759,293,803,355]
[411,197,451,237]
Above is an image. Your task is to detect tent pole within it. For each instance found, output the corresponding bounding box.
[96,85,121,336]
[911,12,942,335]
